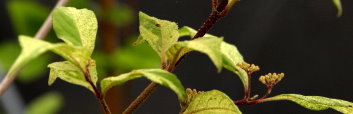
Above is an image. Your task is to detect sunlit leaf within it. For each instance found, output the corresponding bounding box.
[53,7,98,55]
[332,0,342,17]
[6,36,57,77]
[0,42,50,83]
[166,44,192,66]
[137,12,179,61]
[51,44,91,69]
[101,69,186,101]
[6,35,94,91]
[177,37,223,72]
[26,91,63,114]
[48,60,98,92]
[220,42,247,89]
[183,90,242,114]
[263,94,353,113]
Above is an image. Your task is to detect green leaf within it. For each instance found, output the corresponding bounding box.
[263,94,353,113]
[26,91,63,114]
[166,26,217,68]
[51,44,91,69]
[177,37,223,72]
[6,35,95,92]
[53,7,98,55]
[137,12,179,61]
[6,36,57,77]
[166,44,192,66]
[332,0,343,17]
[178,26,248,89]
[48,60,98,92]
[220,42,248,89]
[0,41,50,83]
[101,69,186,101]
[183,90,242,114]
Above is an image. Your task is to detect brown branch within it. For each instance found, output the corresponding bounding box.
[123,63,169,114]
[0,0,69,96]
[35,0,68,40]
[235,87,273,105]
[122,82,159,114]
[82,63,112,114]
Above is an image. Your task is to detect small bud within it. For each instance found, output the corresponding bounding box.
[250,94,259,100]
[237,62,260,74]
[186,88,204,104]
[259,76,266,85]
[259,73,285,87]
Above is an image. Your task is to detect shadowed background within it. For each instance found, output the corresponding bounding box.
[0,0,353,114]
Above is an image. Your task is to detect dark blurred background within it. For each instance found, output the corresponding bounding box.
[0,0,353,114]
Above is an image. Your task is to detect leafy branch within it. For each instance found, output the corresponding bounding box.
[123,0,240,113]
[1,0,351,113]
[0,0,69,96]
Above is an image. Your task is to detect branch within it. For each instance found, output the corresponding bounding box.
[82,63,112,114]
[122,82,159,114]
[123,0,239,113]
[0,0,69,96]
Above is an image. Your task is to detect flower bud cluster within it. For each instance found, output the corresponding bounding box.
[259,73,284,87]
[237,62,260,74]
[186,88,204,104]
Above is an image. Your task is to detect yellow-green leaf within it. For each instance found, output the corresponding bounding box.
[137,12,179,61]
[263,94,353,113]
[26,92,63,114]
[7,36,57,77]
[183,90,242,114]
[166,44,192,66]
[165,26,216,64]
[48,60,98,92]
[101,69,186,101]
[332,0,342,17]
[53,7,97,55]
[220,42,248,89]
[6,36,92,83]
[177,37,223,72]
[51,44,91,69]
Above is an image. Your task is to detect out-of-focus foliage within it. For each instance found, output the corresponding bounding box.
[26,91,63,114]
[332,0,342,17]
[108,6,134,27]
[92,40,161,78]
[7,0,49,36]
[67,0,91,9]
